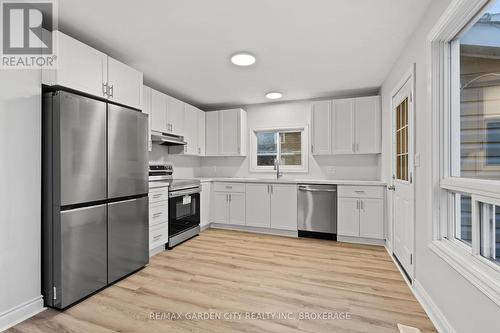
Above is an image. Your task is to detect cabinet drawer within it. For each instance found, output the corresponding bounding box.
[149,187,169,203]
[149,222,168,250]
[149,202,168,226]
[213,182,246,193]
[338,185,384,199]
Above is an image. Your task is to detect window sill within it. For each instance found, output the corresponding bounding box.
[429,239,500,306]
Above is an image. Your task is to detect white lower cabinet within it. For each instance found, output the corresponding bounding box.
[337,185,384,241]
[270,184,297,231]
[213,186,246,225]
[148,186,169,252]
[337,198,360,237]
[245,184,271,228]
[244,183,297,231]
[359,198,384,239]
[200,182,212,228]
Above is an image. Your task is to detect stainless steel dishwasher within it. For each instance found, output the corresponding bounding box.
[297,184,337,240]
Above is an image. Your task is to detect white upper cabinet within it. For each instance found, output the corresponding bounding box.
[332,98,355,154]
[150,88,168,133]
[183,104,199,155]
[205,111,219,156]
[197,109,206,156]
[354,96,381,154]
[311,100,332,155]
[44,31,143,109]
[311,96,381,155]
[270,184,297,231]
[205,109,247,157]
[166,96,185,135]
[142,86,152,151]
[44,31,107,99]
[107,57,143,110]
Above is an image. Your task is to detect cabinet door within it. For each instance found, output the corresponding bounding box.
[270,184,297,231]
[219,109,240,155]
[213,193,228,224]
[229,193,246,226]
[337,197,360,237]
[355,96,381,154]
[245,184,271,228]
[359,198,384,239]
[166,96,185,134]
[107,57,143,110]
[198,109,206,156]
[201,182,212,227]
[332,99,355,154]
[53,32,107,99]
[183,104,198,155]
[205,111,219,155]
[311,100,332,155]
[142,86,152,151]
[151,89,167,133]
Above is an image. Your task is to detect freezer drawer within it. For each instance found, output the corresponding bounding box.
[58,91,107,205]
[58,204,107,308]
[108,104,148,199]
[108,197,149,283]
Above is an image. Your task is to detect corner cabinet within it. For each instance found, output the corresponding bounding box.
[311,96,380,155]
[43,31,143,110]
[205,109,247,156]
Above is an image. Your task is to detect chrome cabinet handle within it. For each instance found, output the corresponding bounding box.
[102,82,108,97]
[109,84,114,98]
[229,194,232,203]
[153,212,162,218]
[153,234,162,241]
[356,200,359,209]
[354,190,366,194]
[225,186,232,189]
[152,193,162,198]
[360,200,364,210]
[270,185,273,194]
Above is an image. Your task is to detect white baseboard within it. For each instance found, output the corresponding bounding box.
[200,223,211,232]
[412,280,455,333]
[210,223,298,237]
[0,296,45,332]
[337,235,385,246]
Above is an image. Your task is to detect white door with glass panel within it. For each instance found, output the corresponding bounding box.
[391,76,415,279]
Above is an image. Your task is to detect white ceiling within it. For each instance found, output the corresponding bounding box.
[57,0,431,109]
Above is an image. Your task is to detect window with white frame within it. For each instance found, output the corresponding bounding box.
[446,0,500,263]
[251,127,308,172]
[430,0,500,303]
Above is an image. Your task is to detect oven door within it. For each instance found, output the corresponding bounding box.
[168,187,200,238]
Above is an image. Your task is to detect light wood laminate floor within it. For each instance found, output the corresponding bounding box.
[7,229,436,333]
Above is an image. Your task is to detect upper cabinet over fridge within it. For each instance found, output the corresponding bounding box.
[42,31,143,110]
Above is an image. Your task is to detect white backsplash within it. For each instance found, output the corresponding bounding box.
[148,143,202,178]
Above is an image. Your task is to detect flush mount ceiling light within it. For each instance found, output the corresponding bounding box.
[230,52,256,66]
[265,92,283,100]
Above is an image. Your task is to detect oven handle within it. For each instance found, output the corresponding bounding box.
[168,186,201,198]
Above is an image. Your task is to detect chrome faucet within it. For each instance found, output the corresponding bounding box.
[274,158,283,179]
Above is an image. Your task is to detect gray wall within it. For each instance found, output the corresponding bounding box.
[0,70,44,329]
[380,0,500,331]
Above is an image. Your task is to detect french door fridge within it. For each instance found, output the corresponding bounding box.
[42,90,149,309]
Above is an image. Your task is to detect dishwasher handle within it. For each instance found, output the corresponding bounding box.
[298,186,337,193]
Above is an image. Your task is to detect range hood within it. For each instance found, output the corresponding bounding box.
[151,130,187,146]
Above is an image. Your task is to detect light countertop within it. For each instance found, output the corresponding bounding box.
[198,177,386,186]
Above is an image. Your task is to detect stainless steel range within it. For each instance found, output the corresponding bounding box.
[148,164,201,249]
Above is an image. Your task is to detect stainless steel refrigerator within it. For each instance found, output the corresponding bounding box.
[42,90,149,309]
